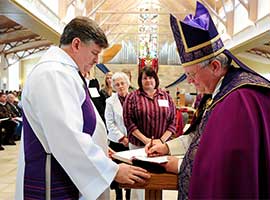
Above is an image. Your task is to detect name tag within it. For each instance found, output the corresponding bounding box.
[158,99,169,107]
[89,87,100,98]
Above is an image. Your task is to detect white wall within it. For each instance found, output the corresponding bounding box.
[8,62,20,91]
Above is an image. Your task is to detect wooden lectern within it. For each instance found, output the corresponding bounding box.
[119,172,178,200]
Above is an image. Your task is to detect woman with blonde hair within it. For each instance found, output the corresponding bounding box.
[101,71,113,99]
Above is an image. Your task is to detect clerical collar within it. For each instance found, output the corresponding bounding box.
[212,76,224,99]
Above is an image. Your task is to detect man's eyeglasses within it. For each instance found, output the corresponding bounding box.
[185,65,207,79]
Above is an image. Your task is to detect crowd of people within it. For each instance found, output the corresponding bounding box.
[0,1,267,199]
[0,90,22,150]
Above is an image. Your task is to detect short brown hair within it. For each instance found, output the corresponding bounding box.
[60,17,108,48]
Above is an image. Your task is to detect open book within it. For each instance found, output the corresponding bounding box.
[112,148,185,173]
[112,148,168,165]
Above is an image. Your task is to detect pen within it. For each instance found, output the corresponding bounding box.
[147,136,154,157]
[149,136,154,148]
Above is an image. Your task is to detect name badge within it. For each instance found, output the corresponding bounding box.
[158,99,169,107]
[89,87,100,98]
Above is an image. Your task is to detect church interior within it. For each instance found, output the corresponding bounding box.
[0,0,270,199]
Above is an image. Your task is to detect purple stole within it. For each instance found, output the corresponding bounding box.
[23,85,96,200]
[178,68,270,200]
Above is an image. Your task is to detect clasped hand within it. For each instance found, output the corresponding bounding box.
[115,163,151,184]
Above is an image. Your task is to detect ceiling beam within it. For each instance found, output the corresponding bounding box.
[221,0,228,19]
[0,29,38,44]
[226,10,234,36]
[4,46,50,68]
[160,0,194,14]
[200,0,226,26]
[95,10,188,15]
[67,0,76,7]
[95,0,127,20]
[248,0,258,22]
[87,0,107,17]
[0,15,19,29]
[107,32,171,35]
[58,0,69,19]
[99,14,114,26]
[238,0,248,10]
[229,29,270,54]
[102,22,168,26]
[0,0,60,44]
[108,25,134,44]
[100,0,142,31]
[249,47,270,55]
[5,40,52,54]
[110,33,122,44]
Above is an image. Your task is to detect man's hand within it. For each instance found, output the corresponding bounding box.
[108,147,116,159]
[114,163,151,184]
[161,156,179,174]
[145,141,169,157]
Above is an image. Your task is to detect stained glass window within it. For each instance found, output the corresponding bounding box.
[138,7,159,59]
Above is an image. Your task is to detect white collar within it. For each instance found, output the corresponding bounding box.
[39,46,78,70]
[212,76,224,99]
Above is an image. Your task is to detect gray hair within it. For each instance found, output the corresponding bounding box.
[7,93,16,103]
[199,53,231,69]
[112,72,130,89]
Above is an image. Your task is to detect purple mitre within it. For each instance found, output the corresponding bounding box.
[170,1,225,67]
[170,1,267,81]
[183,2,210,31]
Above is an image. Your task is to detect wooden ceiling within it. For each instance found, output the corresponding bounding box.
[0,15,52,65]
[84,0,224,47]
[0,0,270,71]
[0,0,59,68]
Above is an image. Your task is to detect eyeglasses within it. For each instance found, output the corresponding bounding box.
[185,66,206,79]
[114,82,127,87]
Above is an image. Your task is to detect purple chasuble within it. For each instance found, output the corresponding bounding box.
[179,68,270,200]
[23,86,96,200]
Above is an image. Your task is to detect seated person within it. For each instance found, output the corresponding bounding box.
[0,92,17,145]
[7,93,22,140]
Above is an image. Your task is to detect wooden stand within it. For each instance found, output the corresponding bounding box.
[119,172,178,200]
